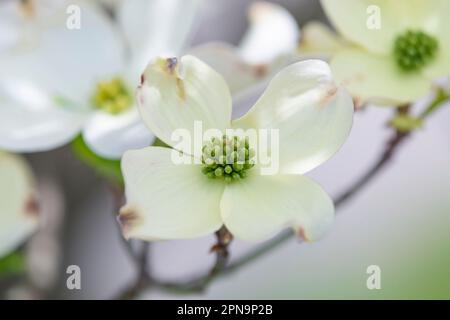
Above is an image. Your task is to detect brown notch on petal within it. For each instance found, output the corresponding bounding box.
[25,194,40,218]
[19,0,36,19]
[140,73,145,85]
[117,206,141,239]
[253,64,269,78]
[319,84,338,107]
[353,97,368,111]
[161,57,186,101]
[166,57,178,75]
[293,226,310,242]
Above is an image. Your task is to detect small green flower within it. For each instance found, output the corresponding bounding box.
[394,30,438,72]
[201,135,255,183]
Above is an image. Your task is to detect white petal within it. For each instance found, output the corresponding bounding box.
[0,152,38,258]
[331,49,432,105]
[320,0,395,54]
[188,42,269,96]
[189,42,299,97]
[238,1,299,65]
[423,44,450,80]
[83,108,155,160]
[120,147,224,240]
[118,0,202,86]
[0,0,67,53]
[0,79,87,152]
[231,80,268,119]
[233,60,354,174]
[137,55,232,150]
[220,174,334,242]
[0,0,125,103]
[299,21,347,58]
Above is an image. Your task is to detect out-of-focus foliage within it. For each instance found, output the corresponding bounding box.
[71,135,123,186]
[0,251,25,278]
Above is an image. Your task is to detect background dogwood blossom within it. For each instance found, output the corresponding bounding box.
[301,0,450,106]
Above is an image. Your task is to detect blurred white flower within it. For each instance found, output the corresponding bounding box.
[299,21,348,59]
[190,1,300,101]
[302,0,450,106]
[0,0,66,53]
[0,0,201,158]
[0,152,38,258]
[118,57,354,242]
[0,0,300,159]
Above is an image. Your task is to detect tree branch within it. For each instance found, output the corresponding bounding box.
[115,242,151,300]
[149,227,233,294]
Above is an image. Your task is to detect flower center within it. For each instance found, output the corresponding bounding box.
[92,78,132,114]
[201,135,255,183]
[394,30,438,72]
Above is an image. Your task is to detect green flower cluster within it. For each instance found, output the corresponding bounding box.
[394,30,438,72]
[92,77,132,114]
[201,135,255,183]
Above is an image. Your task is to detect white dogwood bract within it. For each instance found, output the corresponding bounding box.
[314,0,450,105]
[119,57,354,242]
[0,152,38,258]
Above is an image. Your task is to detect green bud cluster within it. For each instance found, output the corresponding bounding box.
[394,30,438,72]
[201,135,255,183]
[92,77,132,114]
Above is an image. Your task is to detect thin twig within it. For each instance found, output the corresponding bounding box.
[114,227,233,298]
[155,227,233,293]
[334,129,408,205]
[115,242,151,300]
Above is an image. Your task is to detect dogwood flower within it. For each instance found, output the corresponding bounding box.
[0,0,202,158]
[0,152,38,258]
[0,0,300,159]
[118,57,354,242]
[304,0,450,105]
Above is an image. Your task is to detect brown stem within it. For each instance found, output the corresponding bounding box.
[152,227,233,294]
[114,242,151,300]
[334,130,408,206]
